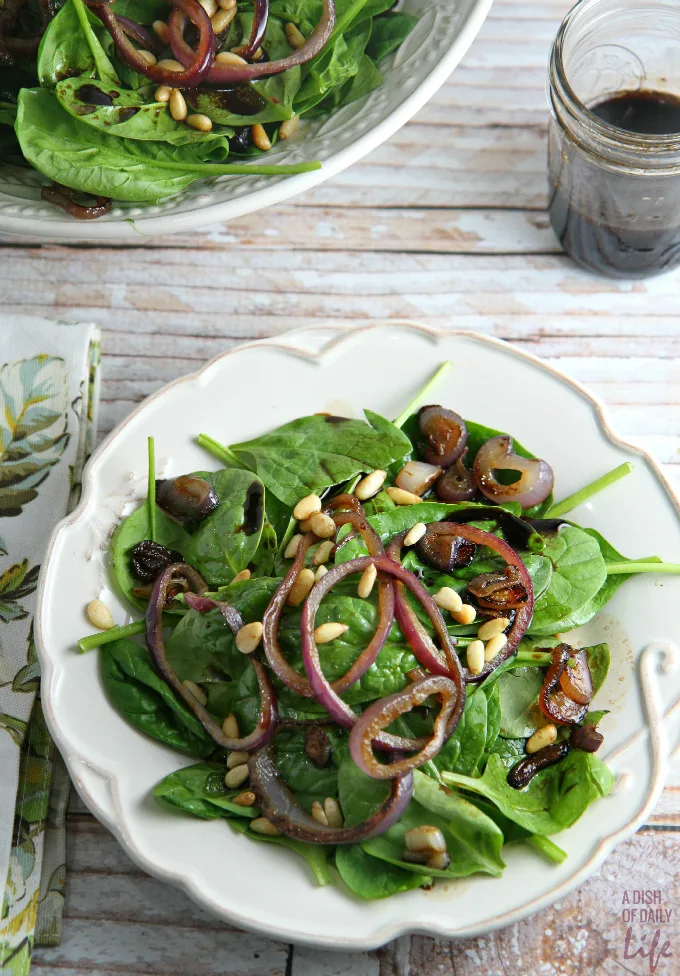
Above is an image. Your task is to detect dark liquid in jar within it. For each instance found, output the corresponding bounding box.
[549,90,680,277]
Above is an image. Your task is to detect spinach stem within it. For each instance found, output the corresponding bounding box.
[77,619,145,653]
[524,834,567,864]
[148,436,157,543]
[197,433,240,467]
[152,160,321,176]
[606,561,680,575]
[546,462,634,518]
[515,649,553,666]
[393,361,453,429]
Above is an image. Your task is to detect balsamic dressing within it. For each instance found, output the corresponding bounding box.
[591,89,680,134]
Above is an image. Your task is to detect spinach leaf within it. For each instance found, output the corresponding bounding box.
[274,727,340,810]
[366,11,418,61]
[164,604,250,685]
[586,642,610,695]
[153,762,258,818]
[100,639,215,757]
[108,0,166,21]
[337,752,390,826]
[497,667,544,738]
[228,410,411,507]
[38,0,115,87]
[434,687,489,775]
[335,843,429,899]
[228,816,332,885]
[528,525,607,636]
[111,500,190,609]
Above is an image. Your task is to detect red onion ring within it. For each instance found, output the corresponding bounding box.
[248,743,413,844]
[183,591,247,636]
[473,435,554,509]
[117,15,163,54]
[539,644,591,725]
[170,0,334,84]
[232,0,269,60]
[349,675,461,779]
[147,564,277,751]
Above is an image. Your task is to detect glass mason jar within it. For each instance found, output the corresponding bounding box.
[548,0,680,278]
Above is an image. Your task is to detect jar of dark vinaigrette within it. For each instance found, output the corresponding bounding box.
[548,0,680,277]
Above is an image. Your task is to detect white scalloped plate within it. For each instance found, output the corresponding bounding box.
[0,0,492,240]
[36,323,680,949]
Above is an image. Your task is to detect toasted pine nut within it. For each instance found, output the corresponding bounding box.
[278,114,299,140]
[294,494,322,520]
[169,88,187,121]
[526,724,557,754]
[211,6,236,32]
[251,122,271,151]
[222,713,239,738]
[182,679,207,706]
[311,800,328,826]
[477,617,510,641]
[187,113,213,132]
[285,21,306,49]
[232,568,251,583]
[314,564,328,583]
[427,851,451,871]
[433,587,463,614]
[299,518,314,533]
[235,621,263,654]
[314,622,349,644]
[405,825,446,854]
[138,49,157,65]
[355,469,387,500]
[232,790,256,807]
[484,633,508,661]
[217,0,236,9]
[215,50,246,64]
[313,540,334,565]
[251,47,264,60]
[152,19,170,44]
[404,522,427,547]
[199,0,217,15]
[386,486,421,506]
[324,797,343,828]
[453,603,476,626]
[357,563,377,599]
[250,817,280,836]
[227,750,250,769]
[224,764,249,788]
[466,640,484,675]
[86,598,114,630]
[157,58,185,72]
[309,512,336,539]
[287,568,315,606]
[284,533,303,558]
[155,85,172,103]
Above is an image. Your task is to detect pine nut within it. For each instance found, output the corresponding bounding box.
[211,6,236,32]
[251,122,271,151]
[484,633,508,661]
[232,790,256,807]
[215,50,246,64]
[453,603,476,626]
[278,114,299,141]
[199,0,217,15]
[157,58,185,72]
[169,88,187,121]
[386,486,421,506]
[357,563,377,599]
[187,113,213,132]
[466,640,484,675]
[152,19,170,44]
[314,622,349,644]
[232,568,251,583]
[478,617,510,641]
[284,533,303,558]
[287,568,315,606]
[314,564,328,583]
[404,522,427,547]
[86,598,114,630]
[404,825,446,854]
[251,47,264,60]
[285,22,306,49]
[311,800,328,826]
[433,587,463,614]
[309,512,336,539]
[526,724,557,754]
[298,517,313,533]
[250,817,280,836]
[217,0,236,9]
[235,621,263,654]
[222,713,239,738]
[355,469,387,500]
[294,494,322,520]
[427,851,451,871]
[312,540,334,565]
[182,679,207,706]
[324,797,343,828]
[227,750,250,769]
[138,49,157,65]
[224,764,249,788]
[155,85,172,102]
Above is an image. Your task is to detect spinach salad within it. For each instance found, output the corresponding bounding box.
[1,0,416,217]
[79,362,680,900]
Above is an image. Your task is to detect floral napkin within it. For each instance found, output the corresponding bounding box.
[0,318,100,976]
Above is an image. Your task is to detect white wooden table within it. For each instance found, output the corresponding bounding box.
[10,0,679,971]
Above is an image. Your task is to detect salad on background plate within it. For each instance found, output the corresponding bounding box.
[78,361,680,901]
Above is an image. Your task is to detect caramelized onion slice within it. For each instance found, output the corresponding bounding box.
[418,405,468,467]
[468,565,529,610]
[435,456,477,502]
[559,648,593,705]
[395,460,442,496]
[156,474,219,525]
[473,435,554,508]
[539,644,591,725]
